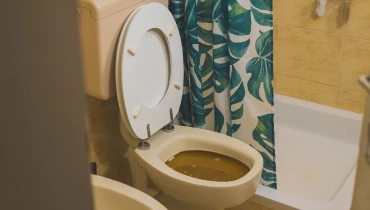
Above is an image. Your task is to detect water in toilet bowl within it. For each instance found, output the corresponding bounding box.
[165,151,250,182]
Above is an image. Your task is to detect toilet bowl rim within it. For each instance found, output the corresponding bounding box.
[134,126,263,188]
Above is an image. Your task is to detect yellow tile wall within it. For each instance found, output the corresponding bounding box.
[274,0,370,113]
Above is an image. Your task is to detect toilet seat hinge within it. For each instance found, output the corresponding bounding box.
[138,124,151,150]
[162,108,174,133]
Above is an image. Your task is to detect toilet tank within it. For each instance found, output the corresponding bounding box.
[77,0,168,100]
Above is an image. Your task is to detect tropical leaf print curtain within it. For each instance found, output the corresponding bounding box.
[169,0,276,188]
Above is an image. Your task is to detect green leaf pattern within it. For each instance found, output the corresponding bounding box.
[169,0,276,188]
[252,114,276,188]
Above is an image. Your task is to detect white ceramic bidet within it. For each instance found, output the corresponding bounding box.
[91,175,167,210]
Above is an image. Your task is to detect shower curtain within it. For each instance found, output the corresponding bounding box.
[169,0,276,188]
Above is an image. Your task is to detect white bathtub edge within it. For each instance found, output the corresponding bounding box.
[251,162,357,210]
[252,184,323,210]
[275,94,363,121]
[251,94,360,210]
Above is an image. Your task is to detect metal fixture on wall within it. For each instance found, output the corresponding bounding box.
[341,0,351,25]
[316,0,327,17]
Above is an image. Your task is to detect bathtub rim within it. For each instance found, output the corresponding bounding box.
[250,168,356,210]
[251,94,362,210]
[274,94,362,122]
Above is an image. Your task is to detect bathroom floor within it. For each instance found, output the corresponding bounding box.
[154,192,219,210]
[275,124,358,203]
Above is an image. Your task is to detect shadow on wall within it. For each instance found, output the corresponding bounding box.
[85,95,133,186]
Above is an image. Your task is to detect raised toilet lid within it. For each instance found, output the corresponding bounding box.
[116,3,183,139]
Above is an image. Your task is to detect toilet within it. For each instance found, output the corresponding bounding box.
[78,1,263,209]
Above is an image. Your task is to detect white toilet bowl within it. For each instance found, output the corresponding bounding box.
[134,126,263,208]
[115,3,264,209]
[120,119,263,208]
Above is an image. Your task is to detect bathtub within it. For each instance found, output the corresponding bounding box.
[250,94,363,210]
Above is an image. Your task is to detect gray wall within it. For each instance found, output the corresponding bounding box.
[0,1,93,209]
[352,87,370,210]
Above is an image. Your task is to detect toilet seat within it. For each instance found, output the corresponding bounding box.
[116,3,184,139]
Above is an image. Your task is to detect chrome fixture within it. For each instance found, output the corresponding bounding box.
[162,108,174,132]
[341,0,351,25]
[138,124,151,150]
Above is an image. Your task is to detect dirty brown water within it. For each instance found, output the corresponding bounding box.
[165,151,250,182]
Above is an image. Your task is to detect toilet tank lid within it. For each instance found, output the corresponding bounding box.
[77,0,145,19]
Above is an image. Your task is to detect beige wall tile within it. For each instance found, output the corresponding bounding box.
[273,0,282,24]
[275,74,338,107]
[343,0,370,40]
[275,0,370,113]
[273,24,278,90]
[340,38,370,93]
[86,95,133,185]
[273,24,279,86]
[340,73,364,93]
[277,26,342,86]
[337,89,366,113]
[273,24,279,52]
[280,0,343,34]
[275,74,301,98]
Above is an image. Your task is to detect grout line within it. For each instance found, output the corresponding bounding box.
[335,85,341,108]
[342,34,370,41]
[276,73,366,95]
[277,73,366,94]
[275,73,339,88]
[277,23,370,41]
[336,36,346,107]
[337,87,367,95]
[277,24,343,37]
[277,73,364,93]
